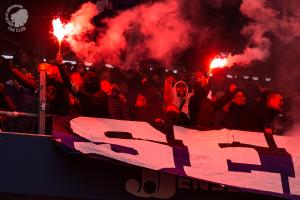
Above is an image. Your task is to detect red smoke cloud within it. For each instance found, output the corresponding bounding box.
[228,0,300,67]
[63,0,300,134]
[65,2,99,64]
[65,1,194,69]
[65,0,300,71]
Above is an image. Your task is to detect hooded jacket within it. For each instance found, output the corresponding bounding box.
[170,81,192,117]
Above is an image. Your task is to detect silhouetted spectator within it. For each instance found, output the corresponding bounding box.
[252,91,285,135]
[60,65,109,118]
[169,81,192,118]
[133,93,162,122]
[224,89,252,131]
[100,80,131,120]
[164,104,190,127]
[189,82,238,130]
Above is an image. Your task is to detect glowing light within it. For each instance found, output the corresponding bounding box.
[105,64,114,69]
[62,60,77,65]
[226,74,233,79]
[52,18,72,42]
[265,77,272,82]
[1,54,13,59]
[210,57,228,70]
[84,62,93,66]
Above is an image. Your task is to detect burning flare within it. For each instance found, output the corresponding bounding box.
[210,57,229,70]
[52,18,73,42]
[52,18,73,62]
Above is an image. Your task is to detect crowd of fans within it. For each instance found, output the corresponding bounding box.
[0,50,288,135]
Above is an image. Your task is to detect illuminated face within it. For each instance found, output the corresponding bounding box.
[176,83,187,97]
[195,72,208,87]
[70,72,83,89]
[135,95,147,107]
[233,91,246,106]
[268,94,284,111]
[195,72,204,83]
[100,80,112,94]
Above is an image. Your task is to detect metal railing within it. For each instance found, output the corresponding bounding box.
[0,69,48,134]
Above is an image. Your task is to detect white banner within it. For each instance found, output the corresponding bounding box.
[69,117,300,198]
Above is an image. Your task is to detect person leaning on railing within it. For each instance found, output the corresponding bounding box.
[5,61,70,116]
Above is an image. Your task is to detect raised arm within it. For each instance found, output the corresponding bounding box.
[8,63,38,90]
[213,84,237,111]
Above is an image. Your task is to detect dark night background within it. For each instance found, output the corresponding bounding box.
[0,0,145,59]
[0,0,276,77]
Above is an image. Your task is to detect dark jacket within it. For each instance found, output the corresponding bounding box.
[188,85,209,123]
[189,85,236,129]
[107,89,131,120]
[252,105,282,134]
[141,80,163,111]
[59,66,109,118]
[165,111,190,127]
[76,90,109,118]
[224,104,251,131]
[134,105,163,122]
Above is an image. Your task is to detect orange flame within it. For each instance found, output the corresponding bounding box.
[52,18,73,42]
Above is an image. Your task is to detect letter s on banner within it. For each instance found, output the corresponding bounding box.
[71,117,175,170]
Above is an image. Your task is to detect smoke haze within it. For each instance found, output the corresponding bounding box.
[65,0,300,135]
[66,1,195,70]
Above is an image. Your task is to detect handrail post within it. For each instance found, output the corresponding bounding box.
[39,67,47,134]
